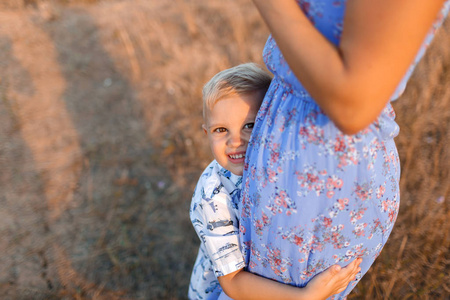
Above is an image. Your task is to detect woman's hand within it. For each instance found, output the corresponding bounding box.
[302,258,362,299]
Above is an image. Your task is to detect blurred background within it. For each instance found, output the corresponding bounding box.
[0,0,448,299]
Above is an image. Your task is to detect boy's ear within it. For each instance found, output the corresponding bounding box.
[202,124,207,135]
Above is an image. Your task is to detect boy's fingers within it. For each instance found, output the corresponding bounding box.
[341,259,361,279]
[333,265,342,273]
[350,258,362,272]
[344,259,357,271]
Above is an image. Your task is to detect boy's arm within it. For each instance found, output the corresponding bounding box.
[219,258,362,300]
[190,173,245,280]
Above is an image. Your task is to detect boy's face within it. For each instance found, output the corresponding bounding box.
[203,92,262,176]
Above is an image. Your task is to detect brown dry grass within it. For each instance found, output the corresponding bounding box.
[0,0,448,299]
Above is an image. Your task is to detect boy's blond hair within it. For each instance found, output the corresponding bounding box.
[202,63,272,121]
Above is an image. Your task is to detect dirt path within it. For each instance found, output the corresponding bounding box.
[0,1,266,298]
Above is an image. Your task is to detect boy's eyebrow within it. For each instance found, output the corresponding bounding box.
[206,123,223,129]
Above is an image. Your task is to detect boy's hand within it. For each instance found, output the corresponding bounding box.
[303,258,362,300]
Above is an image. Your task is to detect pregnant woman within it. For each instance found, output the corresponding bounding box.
[239,0,450,298]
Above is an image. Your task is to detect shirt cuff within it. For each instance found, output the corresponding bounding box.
[203,234,245,277]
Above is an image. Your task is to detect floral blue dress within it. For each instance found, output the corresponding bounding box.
[239,1,450,299]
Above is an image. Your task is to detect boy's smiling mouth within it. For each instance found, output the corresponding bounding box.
[229,153,245,159]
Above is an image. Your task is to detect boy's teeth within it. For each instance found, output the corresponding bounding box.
[230,154,245,159]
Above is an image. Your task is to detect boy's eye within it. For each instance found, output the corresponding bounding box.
[214,127,227,133]
[244,123,254,129]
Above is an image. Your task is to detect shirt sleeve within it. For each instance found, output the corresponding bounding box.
[190,184,245,278]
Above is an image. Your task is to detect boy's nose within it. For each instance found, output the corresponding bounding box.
[228,133,244,147]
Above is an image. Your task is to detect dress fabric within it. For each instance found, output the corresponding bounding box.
[189,160,244,300]
[239,1,450,299]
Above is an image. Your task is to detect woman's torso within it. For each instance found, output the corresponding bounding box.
[239,0,449,297]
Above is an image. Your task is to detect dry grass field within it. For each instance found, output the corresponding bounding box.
[0,0,448,299]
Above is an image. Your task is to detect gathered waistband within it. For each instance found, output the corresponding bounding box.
[269,76,316,103]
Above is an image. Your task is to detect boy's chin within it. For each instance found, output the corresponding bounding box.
[229,167,243,176]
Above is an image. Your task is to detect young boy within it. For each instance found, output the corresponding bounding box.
[189,63,361,300]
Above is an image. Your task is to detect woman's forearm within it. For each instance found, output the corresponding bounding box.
[252,0,445,134]
[219,269,304,300]
[218,259,361,300]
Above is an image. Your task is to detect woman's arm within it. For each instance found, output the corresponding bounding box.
[218,258,362,300]
[252,0,446,134]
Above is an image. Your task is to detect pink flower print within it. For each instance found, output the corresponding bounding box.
[345,249,354,257]
[334,136,346,153]
[389,210,396,223]
[293,235,304,246]
[388,151,396,163]
[262,212,270,225]
[322,217,332,228]
[275,191,288,208]
[254,212,271,236]
[319,169,328,176]
[243,240,251,252]
[295,166,328,197]
[279,226,309,253]
[334,178,343,189]
[265,245,293,283]
[353,223,367,237]
[326,177,335,190]
[363,145,369,158]
[270,144,280,163]
[267,168,278,184]
[259,166,276,188]
[354,183,373,201]
[335,198,349,211]
[241,196,251,218]
[353,243,369,258]
[348,147,359,165]
[328,205,340,218]
[324,224,349,249]
[279,108,297,132]
[299,127,308,137]
[254,219,264,236]
[332,243,368,264]
[350,207,367,225]
[338,155,349,169]
[266,203,282,215]
[381,199,391,212]
[307,173,319,184]
[301,259,328,281]
[376,185,386,199]
[268,190,297,216]
[250,165,257,180]
[240,224,246,234]
[368,218,384,239]
[326,190,335,199]
[248,241,262,261]
[296,173,307,188]
[310,234,325,252]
